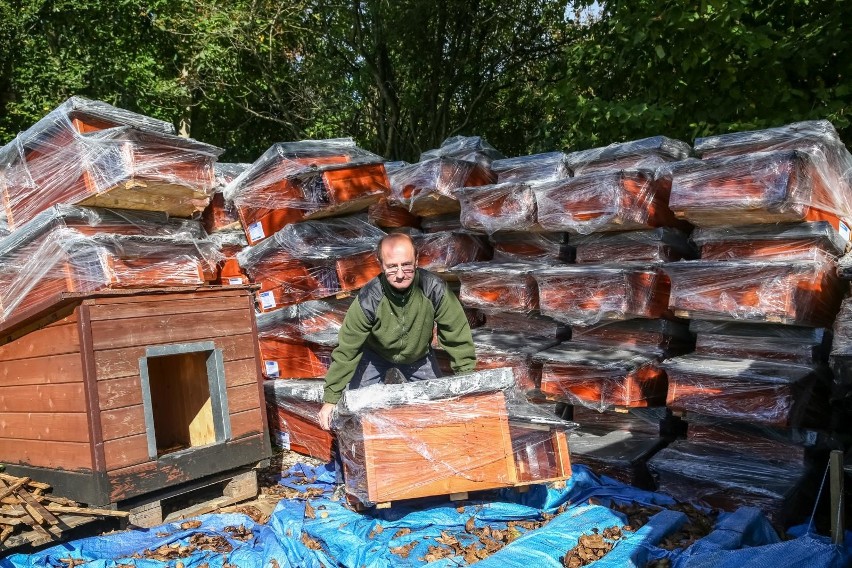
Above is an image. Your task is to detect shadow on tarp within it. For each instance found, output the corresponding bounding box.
[3,464,850,568]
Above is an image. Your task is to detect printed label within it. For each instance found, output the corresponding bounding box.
[840,220,850,243]
[227,277,244,286]
[259,291,276,309]
[274,430,291,450]
[248,221,266,242]
[264,360,280,378]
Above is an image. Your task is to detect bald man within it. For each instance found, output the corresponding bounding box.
[318,233,476,430]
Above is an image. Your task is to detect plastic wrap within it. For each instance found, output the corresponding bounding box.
[419,135,504,168]
[533,343,666,411]
[455,181,539,233]
[202,163,251,234]
[453,261,545,314]
[388,158,496,216]
[412,230,491,271]
[534,264,672,325]
[662,255,843,326]
[648,440,810,525]
[692,222,847,261]
[264,379,333,460]
[837,251,852,279]
[570,318,694,356]
[568,407,665,488]
[663,355,820,428]
[572,228,696,263]
[684,416,817,465]
[694,120,844,159]
[667,146,852,229]
[534,170,683,234]
[332,368,574,506]
[224,139,388,245]
[419,212,464,233]
[469,329,560,390]
[480,311,569,340]
[208,230,249,285]
[491,152,570,184]
[691,320,830,363]
[564,136,692,176]
[367,197,420,229]
[489,232,572,263]
[0,205,219,322]
[830,297,852,385]
[257,313,334,379]
[238,216,385,310]
[0,98,222,232]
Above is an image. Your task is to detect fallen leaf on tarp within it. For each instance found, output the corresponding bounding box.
[390,541,418,559]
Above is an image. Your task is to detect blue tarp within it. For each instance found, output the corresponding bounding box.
[4,464,851,568]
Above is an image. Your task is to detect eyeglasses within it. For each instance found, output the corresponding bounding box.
[384,263,415,275]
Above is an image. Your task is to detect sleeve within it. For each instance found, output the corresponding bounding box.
[323,300,373,404]
[434,285,477,373]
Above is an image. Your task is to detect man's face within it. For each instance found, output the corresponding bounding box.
[380,240,417,291]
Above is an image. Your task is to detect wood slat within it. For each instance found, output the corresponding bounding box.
[91,310,253,351]
[93,333,257,381]
[227,383,261,414]
[0,321,79,363]
[87,295,250,322]
[0,352,85,386]
[86,288,249,306]
[98,376,143,411]
[0,439,93,471]
[224,358,260,389]
[103,433,150,471]
[100,405,146,441]
[0,384,85,413]
[230,408,263,439]
[0,412,90,443]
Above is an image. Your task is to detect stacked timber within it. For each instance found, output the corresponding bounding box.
[333,368,572,507]
[202,162,250,234]
[0,96,222,232]
[225,138,390,246]
[264,380,334,462]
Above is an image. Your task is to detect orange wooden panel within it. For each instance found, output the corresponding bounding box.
[227,382,262,414]
[103,433,150,471]
[322,163,388,204]
[98,376,143,410]
[350,391,517,503]
[0,412,90,443]
[0,384,86,413]
[258,337,332,379]
[0,352,85,386]
[230,407,264,439]
[224,357,260,389]
[0,318,80,362]
[87,295,249,321]
[459,274,538,313]
[540,363,667,408]
[268,403,333,462]
[100,405,146,441]
[336,251,381,291]
[0,439,93,471]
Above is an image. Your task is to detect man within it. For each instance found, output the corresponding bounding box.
[318,232,476,430]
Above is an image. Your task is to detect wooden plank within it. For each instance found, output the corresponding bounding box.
[0,384,85,413]
[100,405,146,441]
[0,321,79,362]
[227,383,261,414]
[103,433,150,471]
[86,287,250,306]
[229,408,263,439]
[224,357,260,389]
[87,295,250,322]
[0,412,90,443]
[97,376,143,410]
[0,439,93,470]
[0,352,85,386]
[90,310,253,351]
[93,333,257,381]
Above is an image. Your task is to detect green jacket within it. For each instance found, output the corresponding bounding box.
[323,268,476,403]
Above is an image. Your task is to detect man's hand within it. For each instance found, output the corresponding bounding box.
[318,403,336,431]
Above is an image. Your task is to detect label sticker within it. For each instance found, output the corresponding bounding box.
[274,430,291,450]
[248,221,265,242]
[259,291,276,309]
[265,360,280,378]
[227,277,243,286]
[840,220,850,242]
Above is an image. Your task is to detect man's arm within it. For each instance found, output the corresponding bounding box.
[434,285,476,373]
[322,300,373,405]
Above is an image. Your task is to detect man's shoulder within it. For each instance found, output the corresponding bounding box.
[356,276,384,322]
[416,268,446,308]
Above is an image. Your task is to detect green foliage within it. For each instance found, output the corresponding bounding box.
[0,0,850,160]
